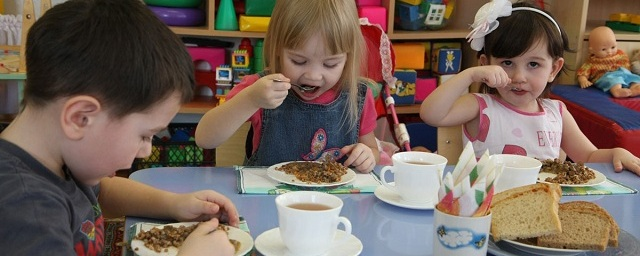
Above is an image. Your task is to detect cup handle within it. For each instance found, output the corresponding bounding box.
[379,166,396,192]
[333,216,352,246]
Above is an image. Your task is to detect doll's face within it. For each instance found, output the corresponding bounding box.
[589,27,618,58]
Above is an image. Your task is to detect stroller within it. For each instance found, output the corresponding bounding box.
[360,19,413,157]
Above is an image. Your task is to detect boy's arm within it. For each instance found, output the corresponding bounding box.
[98,177,239,226]
[99,177,178,219]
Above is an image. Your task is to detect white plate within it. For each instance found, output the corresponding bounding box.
[537,168,607,187]
[130,222,254,256]
[373,183,435,210]
[488,229,640,256]
[266,161,356,187]
[254,227,363,256]
[502,238,588,255]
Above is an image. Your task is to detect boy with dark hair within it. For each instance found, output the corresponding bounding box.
[0,0,238,255]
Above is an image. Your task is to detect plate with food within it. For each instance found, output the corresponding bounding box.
[266,160,356,187]
[130,222,253,256]
[537,159,607,187]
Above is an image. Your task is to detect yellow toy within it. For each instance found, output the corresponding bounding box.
[576,26,640,98]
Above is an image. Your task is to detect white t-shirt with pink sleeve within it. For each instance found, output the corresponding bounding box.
[463,93,563,160]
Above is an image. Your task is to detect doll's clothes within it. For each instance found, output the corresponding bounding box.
[594,67,640,92]
[577,49,630,83]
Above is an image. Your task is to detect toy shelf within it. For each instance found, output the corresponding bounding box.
[552,0,640,84]
[166,0,484,40]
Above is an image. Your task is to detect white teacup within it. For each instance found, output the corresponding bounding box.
[491,154,542,193]
[380,152,447,203]
[275,191,352,256]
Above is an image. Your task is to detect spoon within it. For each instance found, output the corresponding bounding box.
[272,78,315,92]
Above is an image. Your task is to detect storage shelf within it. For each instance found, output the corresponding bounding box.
[171,26,267,39]
[388,29,471,40]
[584,22,640,41]
[180,96,218,114]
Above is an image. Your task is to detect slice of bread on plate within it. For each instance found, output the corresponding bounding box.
[560,201,619,247]
[537,201,615,251]
[490,183,562,241]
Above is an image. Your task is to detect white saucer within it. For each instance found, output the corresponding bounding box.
[254,228,363,256]
[374,183,435,210]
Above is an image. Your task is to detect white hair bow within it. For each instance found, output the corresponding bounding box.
[466,0,513,51]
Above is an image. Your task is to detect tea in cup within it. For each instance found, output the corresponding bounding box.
[491,154,542,193]
[275,191,352,255]
[380,152,447,203]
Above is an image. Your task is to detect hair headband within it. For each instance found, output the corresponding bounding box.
[466,0,562,51]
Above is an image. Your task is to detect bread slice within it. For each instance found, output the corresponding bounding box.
[537,201,612,251]
[550,201,619,247]
[490,183,562,241]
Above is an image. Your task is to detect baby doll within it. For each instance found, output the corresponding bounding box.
[577,26,640,98]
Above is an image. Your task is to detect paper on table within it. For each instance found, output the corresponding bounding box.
[437,142,503,217]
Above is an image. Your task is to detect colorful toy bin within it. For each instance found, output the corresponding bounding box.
[132,123,215,171]
[147,6,205,26]
[396,0,456,31]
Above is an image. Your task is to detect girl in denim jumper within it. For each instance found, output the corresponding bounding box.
[196,0,379,173]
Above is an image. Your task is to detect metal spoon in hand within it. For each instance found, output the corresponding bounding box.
[272,78,315,92]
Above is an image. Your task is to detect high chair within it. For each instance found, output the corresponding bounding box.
[360,18,412,153]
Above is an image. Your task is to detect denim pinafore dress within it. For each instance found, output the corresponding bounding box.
[246,84,367,166]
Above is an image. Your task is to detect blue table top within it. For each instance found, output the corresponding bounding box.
[124,163,640,256]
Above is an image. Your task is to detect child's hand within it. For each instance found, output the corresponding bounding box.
[612,148,640,176]
[341,143,376,173]
[170,190,240,227]
[246,75,291,109]
[471,65,511,88]
[178,218,235,256]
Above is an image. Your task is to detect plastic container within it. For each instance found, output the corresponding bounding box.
[253,39,264,72]
[215,0,239,31]
[144,0,202,8]
[131,123,215,171]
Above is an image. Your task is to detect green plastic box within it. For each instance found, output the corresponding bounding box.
[605,21,640,33]
[245,0,275,17]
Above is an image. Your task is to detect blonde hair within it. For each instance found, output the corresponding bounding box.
[263,0,365,130]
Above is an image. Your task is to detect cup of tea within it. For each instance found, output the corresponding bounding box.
[380,152,447,203]
[275,191,352,255]
[433,207,492,256]
[490,154,542,193]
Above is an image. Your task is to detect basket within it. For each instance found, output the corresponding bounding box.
[132,123,215,171]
